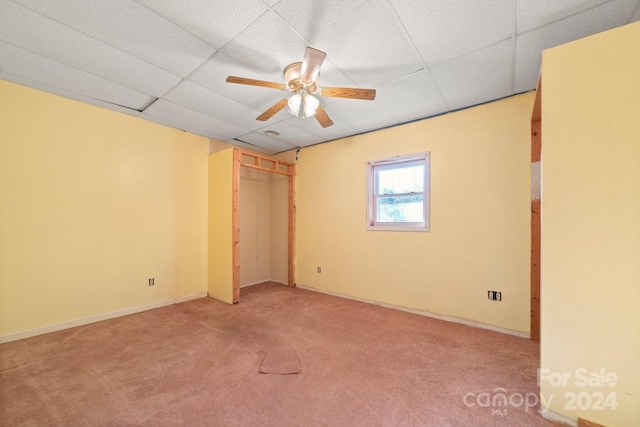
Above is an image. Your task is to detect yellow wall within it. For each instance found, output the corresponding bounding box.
[295,92,534,333]
[270,173,289,284]
[540,21,640,426]
[0,79,209,336]
[240,168,272,286]
[207,149,233,303]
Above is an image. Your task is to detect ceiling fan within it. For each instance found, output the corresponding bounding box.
[226,47,376,128]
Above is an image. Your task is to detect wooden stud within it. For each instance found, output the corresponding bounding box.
[530,199,541,342]
[288,164,296,287]
[530,76,542,342]
[531,121,541,162]
[232,148,241,303]
[532,76,542,122]
[578,418,606,427]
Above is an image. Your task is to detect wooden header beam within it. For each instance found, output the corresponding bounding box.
[237,148,293,177]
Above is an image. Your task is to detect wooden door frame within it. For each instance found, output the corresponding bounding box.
[530,78,542,341]
[231,148,296,303]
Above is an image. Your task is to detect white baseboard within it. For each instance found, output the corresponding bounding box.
[539,408,577,426]
[0,292,207,344]
[296,284,529,338]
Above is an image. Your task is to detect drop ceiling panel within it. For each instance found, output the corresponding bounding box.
[376,70,450,122]
[222,11,310,77]
[283,116,358,142]
[255,121,324,147]
[391,0,515,67]
[13,0,216,77]
[137,0,268,49]
[235,131,298,153]
[0,1,181,97]
[516,0,611,33]
[323,99,398,133]
[313,59,366,96]
[274,0,423,86]
[0,41,154,111]
[144,100,250,141]
[430,39,514,111]
[514,0,640,93]
[223,138,275,155]
[190,53,288,113]
[165,80,265,131]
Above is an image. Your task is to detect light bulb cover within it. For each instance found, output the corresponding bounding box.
[304,94,319,117]
[288,93,302,117]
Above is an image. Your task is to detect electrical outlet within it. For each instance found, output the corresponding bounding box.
[317,267,321,273]
[149,278,154,286]
[487,290,502,301]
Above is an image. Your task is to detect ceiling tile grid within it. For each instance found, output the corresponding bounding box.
[0,1,181,101]
[274,0,425,86]
[514,0,640,93]
[164,80,266,131]
[13,0,217,77]
[430,39,515,111]
[390,0,516,67]
[0,40,154,111]
[137,0,269,50]
[0,0,638,153]
[143,99,251,141]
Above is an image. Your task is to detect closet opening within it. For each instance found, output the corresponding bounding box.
[232,148,295,303]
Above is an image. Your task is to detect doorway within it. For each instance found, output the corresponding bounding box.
[231,149,296,303]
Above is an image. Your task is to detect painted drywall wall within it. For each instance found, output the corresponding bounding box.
[240,168,272,286]
[207,148,234,303]
[0,79,208,337]
[295,92,534,333]
[540,21,640,426]
[270,173,289,284]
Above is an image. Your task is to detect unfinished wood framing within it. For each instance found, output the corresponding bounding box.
[232,149,241,303]
[232,148,296,302]
[578,418,606,427]
[530,77,542,342]
[288,166,296,287]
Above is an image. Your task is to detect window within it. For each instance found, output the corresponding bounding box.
[367,152,430,231]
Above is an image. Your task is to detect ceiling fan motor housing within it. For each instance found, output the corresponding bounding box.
[284,62,319,93]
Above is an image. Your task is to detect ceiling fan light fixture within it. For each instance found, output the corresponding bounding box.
[288,93,302,116]
[226,47,375,128]
[303,94,319,117]
[288,93,319,118]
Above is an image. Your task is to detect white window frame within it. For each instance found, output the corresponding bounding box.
[367,152,430,232]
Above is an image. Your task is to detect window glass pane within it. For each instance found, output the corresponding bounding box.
[376,195,424,223]
[377,163,424,195]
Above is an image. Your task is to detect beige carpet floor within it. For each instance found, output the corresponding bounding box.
[1,282,557,426]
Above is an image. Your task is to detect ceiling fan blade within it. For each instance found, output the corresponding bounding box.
[300,47,326,83]
[226,76,287,91]
[314,106,334,128]
[256,98,289,121]
[319,87,376,100]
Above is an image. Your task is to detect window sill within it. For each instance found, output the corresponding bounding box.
[367,225,429,232]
